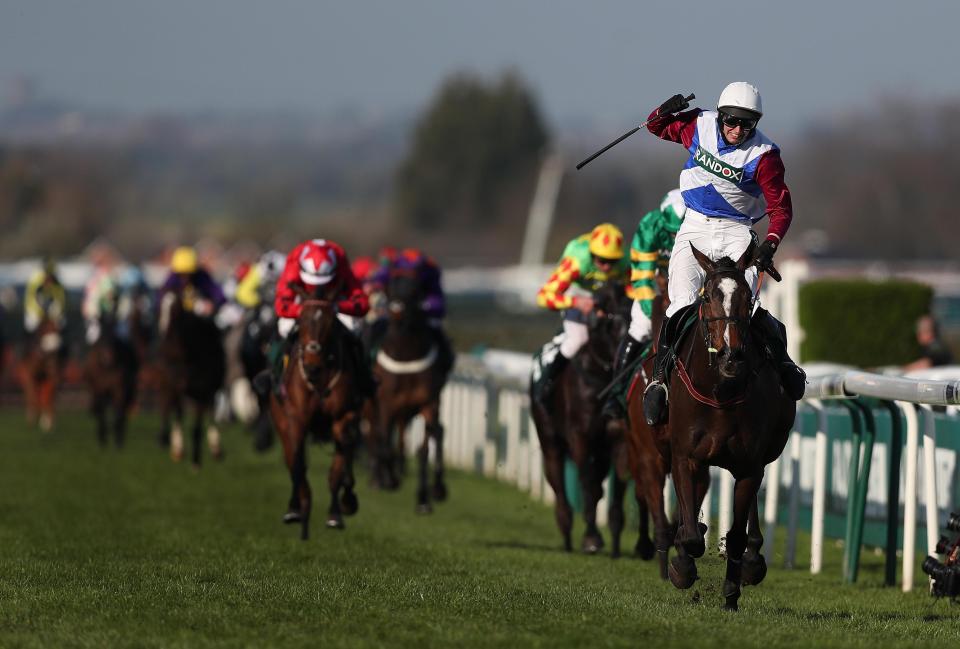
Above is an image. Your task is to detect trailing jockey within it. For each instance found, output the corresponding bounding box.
[24,257,67,339]
[600,189,686,421]
[251,238,373,400]
[82,252,120,345]
[640,82,806,427]
[533,223,630,401]
[158,246,227,320]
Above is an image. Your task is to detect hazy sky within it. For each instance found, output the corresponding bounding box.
[2,0,958,134]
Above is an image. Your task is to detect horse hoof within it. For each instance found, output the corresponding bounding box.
[432,482,448,502]
[325,516,345,530]
[741,552,768,586]
[170,450,184,463]
[282,510,302,524]
[610,548,621,560]
[581,534,604,555]
[634,537,656,561]
[668,556,698,590]
[415,503,433,515]
[722,579,741,610]
[340,491,359,516]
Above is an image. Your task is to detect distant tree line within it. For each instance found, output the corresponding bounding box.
[0,79,959,265]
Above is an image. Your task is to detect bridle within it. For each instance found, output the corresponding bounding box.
[296,298,341,394]
[696,266,757,368]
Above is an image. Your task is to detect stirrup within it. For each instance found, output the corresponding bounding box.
[642,380,668,426]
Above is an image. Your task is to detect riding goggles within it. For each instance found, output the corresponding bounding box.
[719,112,758,131]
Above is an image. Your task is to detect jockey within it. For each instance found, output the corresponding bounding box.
[641,82,806,426]
[234,249,289,310]
[24,257,67,335]
[600,189,686,420]
[351,255,385,324]
[533,223,629,401]
[252,238,373,398]
[82,261,119,344]
[115,264,153,341]
[158,246,226,318]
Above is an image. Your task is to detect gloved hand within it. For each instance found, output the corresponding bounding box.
[657,93,690,116]
[753,239,778,272]
[571,295,595,314]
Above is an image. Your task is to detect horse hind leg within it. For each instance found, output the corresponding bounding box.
[541,444,574,552]
[608,474,627,559]
[326,436,348,530]
[191,406,204,470]
[428,420,447,502]
[207,423,224,461]
[577,445,609,555]
[339,420,359,517]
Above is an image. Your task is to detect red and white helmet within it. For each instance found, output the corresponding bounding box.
[298,239,338,286]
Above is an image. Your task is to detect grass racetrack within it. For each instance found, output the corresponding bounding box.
[1,409,958,648]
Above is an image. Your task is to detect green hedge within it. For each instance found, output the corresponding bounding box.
[798,279,931,366]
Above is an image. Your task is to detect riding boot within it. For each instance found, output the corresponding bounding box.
[642,317,673,426]
[348,334,377,401]
[532,353,570,403]
[253,335,287,397]
[753,307,807,400]
[600,334,645,421]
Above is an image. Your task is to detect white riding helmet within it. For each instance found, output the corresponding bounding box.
[717,82,763,119]
[258,250,287,284]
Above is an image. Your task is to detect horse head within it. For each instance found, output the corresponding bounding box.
[585,279,631,365]
[690,240,755,382]
[385,269,425,326]
[292,284,337,368]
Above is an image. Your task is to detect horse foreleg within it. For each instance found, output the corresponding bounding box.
[541,444,574,552]
[608,473,627,559]
[722,474,762,611]
[414,420,432,515]
[669,455,708,589]
[425,402,447,502]
[190,404,204,469]
[576,443,609,555]
[740,490,768,586]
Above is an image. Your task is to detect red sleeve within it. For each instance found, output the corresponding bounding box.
[646,107,700,149]
[274,243,306,319]
[334,250,370,317]
[754,150,793,243]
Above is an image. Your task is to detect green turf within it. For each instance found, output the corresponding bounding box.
[0,410,957,648]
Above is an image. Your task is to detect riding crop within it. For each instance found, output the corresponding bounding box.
[575,94,695,170]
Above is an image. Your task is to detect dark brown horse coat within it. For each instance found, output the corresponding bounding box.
[627,242,795,610]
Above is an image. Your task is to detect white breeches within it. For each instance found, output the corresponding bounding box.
[278,317,295,338]
[559,319,589,359]
[628,300,653,342]
[665,210,758,318]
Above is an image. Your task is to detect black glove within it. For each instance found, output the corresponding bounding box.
[657,93,689,116]
[753,239,778,272]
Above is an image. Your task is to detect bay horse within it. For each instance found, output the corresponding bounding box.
[530,280,637,555]
[369,269,453,513]
[627,242,794,610]
[156,290,226,468]
[19,316,64,432]
[84,313,139,448]
[269,285,364,539]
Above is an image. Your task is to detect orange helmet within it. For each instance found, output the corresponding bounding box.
[588,223,625,260]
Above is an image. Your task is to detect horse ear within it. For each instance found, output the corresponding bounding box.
[736,239,756,271]
[689,243,714,274]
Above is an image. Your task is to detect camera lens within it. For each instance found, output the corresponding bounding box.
[947,511,960,533]
[922,555,946,579]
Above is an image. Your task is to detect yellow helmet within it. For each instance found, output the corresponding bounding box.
[588,223,625,260]
[170,246,198,274]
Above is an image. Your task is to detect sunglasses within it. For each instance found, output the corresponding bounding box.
[719,112,758,131]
